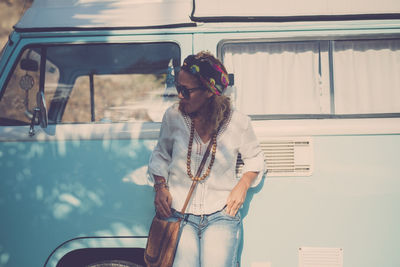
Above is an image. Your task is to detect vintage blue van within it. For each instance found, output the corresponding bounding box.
[1,0,400,266]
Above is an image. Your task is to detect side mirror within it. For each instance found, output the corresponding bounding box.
[20,58,39,72]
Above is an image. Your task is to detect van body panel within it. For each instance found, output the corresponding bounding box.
[0,137,156,267]
[241,134,400,267]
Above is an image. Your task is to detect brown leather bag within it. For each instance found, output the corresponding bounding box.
[144,138,214,267]
[143,215,181,267]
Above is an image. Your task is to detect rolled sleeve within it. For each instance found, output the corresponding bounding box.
[239,116,266,187]
[147,111,173,184]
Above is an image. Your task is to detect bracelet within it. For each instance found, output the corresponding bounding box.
[154,182,169,192]
[154,177,166,185]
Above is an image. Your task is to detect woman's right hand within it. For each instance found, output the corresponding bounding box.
[154,187,172,218]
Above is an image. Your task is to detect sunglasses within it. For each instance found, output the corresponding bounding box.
[175,83,203,99]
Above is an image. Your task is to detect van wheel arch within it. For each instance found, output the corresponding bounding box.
[56,248,145,267]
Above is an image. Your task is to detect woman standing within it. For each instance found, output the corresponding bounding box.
[148,51,265,267]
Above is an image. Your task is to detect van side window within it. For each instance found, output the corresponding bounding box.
[333,39,400,114]
[222,41,331,116]
[0,42,180,125]
[221,38,400,118]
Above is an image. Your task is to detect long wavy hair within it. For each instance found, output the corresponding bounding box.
[179,51,231,134]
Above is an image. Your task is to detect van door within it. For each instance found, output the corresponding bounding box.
[0,36,189,267]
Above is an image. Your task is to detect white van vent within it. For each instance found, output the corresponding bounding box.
[299,247,343,267]
[236,137,313,177]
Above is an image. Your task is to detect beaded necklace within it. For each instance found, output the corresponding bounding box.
[186,119,217,181]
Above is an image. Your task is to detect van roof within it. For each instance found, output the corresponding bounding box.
[14,0,400,32]
[14,0,194,32]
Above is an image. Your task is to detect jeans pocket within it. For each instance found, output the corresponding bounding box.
[221,207,241,221]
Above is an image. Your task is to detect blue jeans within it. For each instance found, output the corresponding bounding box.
[168,207,242,267]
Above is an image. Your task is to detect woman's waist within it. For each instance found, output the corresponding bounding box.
[170,192,229,215]
[171,206,241,224]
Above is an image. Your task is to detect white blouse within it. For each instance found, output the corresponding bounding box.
[148,104,265,215]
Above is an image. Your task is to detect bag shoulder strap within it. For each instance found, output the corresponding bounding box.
[180,137,214,214]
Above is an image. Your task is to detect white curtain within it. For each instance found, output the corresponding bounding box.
[333,39,400,114]
[223,42,330,115]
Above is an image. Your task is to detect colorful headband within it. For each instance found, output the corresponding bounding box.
[181,55,229,96]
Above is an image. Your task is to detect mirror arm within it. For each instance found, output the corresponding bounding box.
[29,107,40,137]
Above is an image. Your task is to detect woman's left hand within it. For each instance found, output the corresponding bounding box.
[225,179,250,216]
[226,171,259,216]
